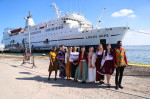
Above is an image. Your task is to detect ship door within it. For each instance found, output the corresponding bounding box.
[100,39,106,50]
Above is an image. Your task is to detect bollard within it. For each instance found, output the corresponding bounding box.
[42,53,46,57]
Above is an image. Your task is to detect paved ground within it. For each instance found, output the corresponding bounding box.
[0,56,150,99]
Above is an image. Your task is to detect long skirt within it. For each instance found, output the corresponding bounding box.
[95,55,104,81]
[71,60,78,78]
[88,68,96,82]
[48,58,59,72]
[99,60,114,75]
[65,59,72,78]
[75,61,88,82]
[58,60,66,78]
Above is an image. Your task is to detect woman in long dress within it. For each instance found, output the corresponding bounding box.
[75,46,88,83]
[99,44,114,88]
[48,47,59,81]
[57,45,66,79]
[69,46,79,80]
[88,46,96,83]
[95,44,105,84]
[65,46,72,79]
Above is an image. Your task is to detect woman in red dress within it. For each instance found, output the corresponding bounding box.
[99,44,114,88]
[95,44,104,84]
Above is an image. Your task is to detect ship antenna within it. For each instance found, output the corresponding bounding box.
[50,3,61,18]
[27,11,32,18]
[96,8,106,27]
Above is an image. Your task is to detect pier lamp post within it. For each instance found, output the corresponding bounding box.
[27,21,32,63]
[28,23,31,54]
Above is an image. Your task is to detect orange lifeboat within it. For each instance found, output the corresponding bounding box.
[10,28,23,34]
[39,25,48,29]
[39,26,45,29]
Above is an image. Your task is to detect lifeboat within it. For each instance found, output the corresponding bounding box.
[39,25,48,29]
[10,28,23,34]
[39,26,45,29]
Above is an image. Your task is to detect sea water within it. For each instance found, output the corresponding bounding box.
[2,45,150,64]
[124,45,150,64]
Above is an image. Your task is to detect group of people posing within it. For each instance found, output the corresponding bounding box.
[48,41,128,90]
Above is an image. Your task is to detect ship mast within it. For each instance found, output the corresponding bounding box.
[24,12,32,54]
[50,3,61,18]
[96,8,106,27]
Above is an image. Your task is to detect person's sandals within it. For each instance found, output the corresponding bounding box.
[99,81,104,85]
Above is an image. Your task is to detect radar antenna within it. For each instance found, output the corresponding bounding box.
[96,8,106,27]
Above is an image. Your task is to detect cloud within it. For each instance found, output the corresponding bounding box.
[123,30,150,45]
[134,30,150,34]
[111,9,134,17]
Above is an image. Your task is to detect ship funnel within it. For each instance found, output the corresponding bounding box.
[24,12,35,28]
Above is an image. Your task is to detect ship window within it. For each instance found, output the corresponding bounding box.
[59,26,63,29]
[110,28,112,30]
[31,31,41,34]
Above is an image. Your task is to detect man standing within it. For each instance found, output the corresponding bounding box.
[113,41,128,90]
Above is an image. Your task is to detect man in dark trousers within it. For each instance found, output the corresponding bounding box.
[113,41,128,90]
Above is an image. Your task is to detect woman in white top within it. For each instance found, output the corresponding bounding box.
[69,46,79,79]
[99,44,114,88]
[88,46,96,83]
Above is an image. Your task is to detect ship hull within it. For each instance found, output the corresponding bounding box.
[3,27,129,52]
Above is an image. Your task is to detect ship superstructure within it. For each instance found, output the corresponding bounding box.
[2,3,129,52]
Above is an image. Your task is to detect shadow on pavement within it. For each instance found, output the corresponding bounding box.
[16,75,108,89]
[16,75,149,99]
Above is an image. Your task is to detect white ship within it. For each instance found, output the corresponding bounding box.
[2,3,129,52]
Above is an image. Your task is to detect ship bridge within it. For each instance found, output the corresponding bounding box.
[62,13,92,26]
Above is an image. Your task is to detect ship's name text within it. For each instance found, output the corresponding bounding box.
[86,34,109,39]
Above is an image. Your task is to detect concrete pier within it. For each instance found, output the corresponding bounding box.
[0,55,150,99]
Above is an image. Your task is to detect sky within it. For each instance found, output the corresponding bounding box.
[0,0,150,45]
